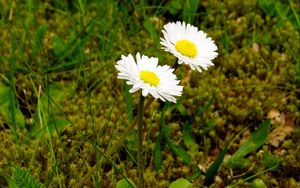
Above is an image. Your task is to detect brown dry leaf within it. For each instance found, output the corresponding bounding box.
[252,43,260,52]
[198,164,207,173]
[267,111,295,147]
[267,109,284,125]
[215,175,224,187]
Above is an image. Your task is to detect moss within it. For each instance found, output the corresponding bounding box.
[0,0,299,187]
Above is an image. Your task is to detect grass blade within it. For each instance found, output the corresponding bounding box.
[143,16,159,42]
[116,178,136,188]
[229,120,271,169]
[183,0,199,23]
[183,96,214,150]
[167,141,191,165]
[153,133,163,171]
[161,104,191,165]
[0,83,25,129]
[204,143,229,186]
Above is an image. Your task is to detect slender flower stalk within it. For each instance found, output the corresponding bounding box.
[115,53,183,187]
[137,93,145,188]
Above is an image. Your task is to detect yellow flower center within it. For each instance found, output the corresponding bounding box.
[140,70,160,86]
[175,39,197,58]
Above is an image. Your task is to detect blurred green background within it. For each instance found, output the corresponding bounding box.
[0,0,299,187]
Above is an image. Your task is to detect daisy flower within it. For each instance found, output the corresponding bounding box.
[161,21,218,72]
[115,53,183,103]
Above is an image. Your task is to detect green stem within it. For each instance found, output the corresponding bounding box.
[137,93,145,188]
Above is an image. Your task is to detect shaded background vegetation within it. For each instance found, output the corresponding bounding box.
[0,0,299,187]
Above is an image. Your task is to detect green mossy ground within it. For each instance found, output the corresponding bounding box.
[0,0,299,187]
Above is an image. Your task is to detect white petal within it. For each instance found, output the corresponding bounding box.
[116,53,183,102]
[161,21,218,73]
